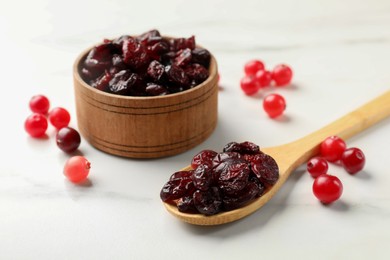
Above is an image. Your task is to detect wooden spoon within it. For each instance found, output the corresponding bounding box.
[163,90,390,225]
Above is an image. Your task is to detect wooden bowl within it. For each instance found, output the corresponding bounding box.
[73,45,218,158]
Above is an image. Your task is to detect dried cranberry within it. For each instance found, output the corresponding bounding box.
[177,196,197,213]
[145,83,169,96]
[223,141,260,155]
[185,63,209,85]
[147,60,165,82]
[122,38,150,70]
[193,187,222,216]
[169,36,196,51]
[212,152,241,167]
[222,182,260,211]
[216,158,250,195]
[112,35,132,46]
[250,153,279,185]
[191,149,218,169]
[84,43,121,72]
[91,71,112,91]
[249,175,266,197]
[112,54,126,68]
[147,41,170,60]
[191,164,213,191]
[169,170,193,181]
[108,70,140,95]
[191,48,211,67]
[160,177,194,202]
[173,48,192,67]
[165,65,190,87]
[136,29,161,43]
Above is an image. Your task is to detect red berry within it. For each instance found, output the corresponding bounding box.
[24,113,48,138]
[63,156,91,183]
[263,93,286,118]
[56,127,81,153]
[320,136,346,162]
[244,60,265,75]
[240,75,260,95]
[312,174,343,204]
[255,70,272,88]
[307,157,328,178]
[341,147,365,174]
[272,64,293,86]
[29,95,50,114]
[48,107,71,130]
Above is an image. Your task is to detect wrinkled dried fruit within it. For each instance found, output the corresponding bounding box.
[80,30,211,97]
[191,149,218,169]
[193,187,222,216]
[160,141,278,216]
[250,153,279,185]
[191,164,213,191]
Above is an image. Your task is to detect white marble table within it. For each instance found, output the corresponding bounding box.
[1,0,390,259]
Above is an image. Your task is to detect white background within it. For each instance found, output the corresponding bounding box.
[1,0,389,259]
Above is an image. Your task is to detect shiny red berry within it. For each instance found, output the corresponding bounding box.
[56,127,81,153]
[272,64,293,86]
[63,156,91,183]
[244,60,265,75]
[341,147,365,174]
[307,157,328,178]
[24,113,48,138]
[320,136,346,162]
[29,95,50,114]
[263,93,286,118]
[48,107,71,130]
[240,75,260,95]
[255,70,272,88]
[312,174,343,204]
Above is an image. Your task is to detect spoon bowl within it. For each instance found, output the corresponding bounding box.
[163,90,390,225]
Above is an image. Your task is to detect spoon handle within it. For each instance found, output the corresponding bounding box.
[276,90,390,169]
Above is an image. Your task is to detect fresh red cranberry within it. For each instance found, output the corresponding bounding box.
[63,156,91,183]
[341,147,365,174]
[272,64,293,86]
[240,75,260,95]
[48,107,71,130]
[244,60,265,75]
[254,70,272,88]
[263,93,286,118]
[320,136,346,162]
[307,157,328,178]
[312,174,343,204]
[29,95,50,114]
[56,127,81,153]
[24,113,48,138]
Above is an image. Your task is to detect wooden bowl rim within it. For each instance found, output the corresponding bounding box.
[73,39,218,102]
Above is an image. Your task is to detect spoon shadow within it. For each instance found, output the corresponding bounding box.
[180,168,306,237]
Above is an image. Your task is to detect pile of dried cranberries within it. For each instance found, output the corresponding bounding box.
[80,29,212,96]
[160,141,279,216]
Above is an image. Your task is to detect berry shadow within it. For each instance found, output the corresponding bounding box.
[352,170,371,180]
[325,199,350,212]
[181,168,306,237]
[64,178,93,201]
[272,114,291,123]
